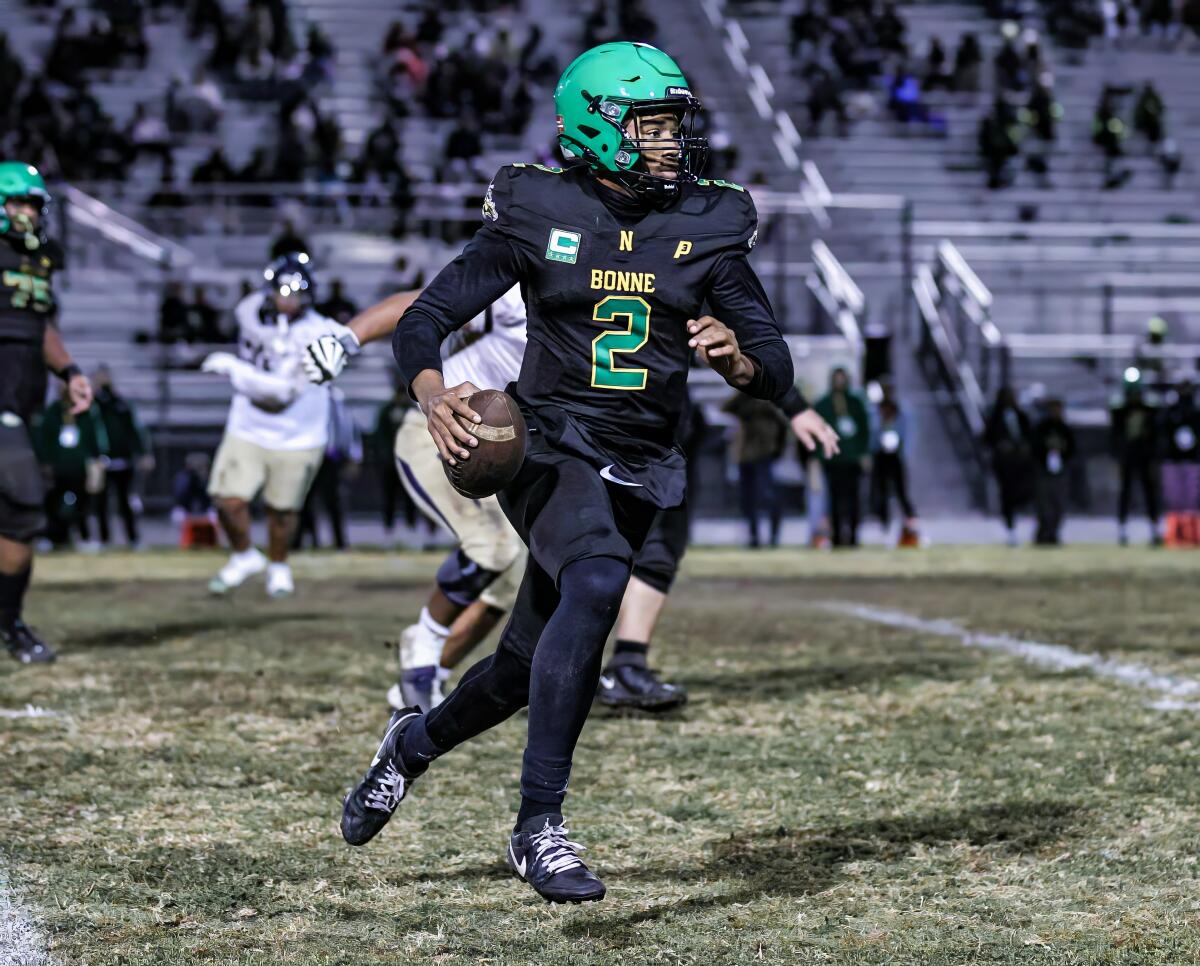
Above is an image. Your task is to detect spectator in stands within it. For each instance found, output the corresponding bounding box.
[126,103,173,166]
[187,286,223,343]
[951,32,983,92]
[804,63,849,137]
[790,2,825,59]
[985,386,1033,546]
[317,279,359,326]
[168,68,225,134]
[870,385,919,542]
[618,0,658,41]
[1112,379,1162,545]
[924,37,951,91]
[33,385,108,551]
[377,254,425,300]
[269,219,311,260]
[1142,0,1174,36]
[994,25,1026,91]
[92,366,152,549]
[1031,398,1075,546]
[1132,82,1166,145]
[816,367,871,547]
[159,281,191,343]
[979,96,1020,189]
[1026,76,1062,142]
[192,147,235,186]
[416,9,445,45]
[723,394,788,549]
[1093,86,1130,187]
[304,24,336,87]
[358,118,403,182]
[444,114,484,165]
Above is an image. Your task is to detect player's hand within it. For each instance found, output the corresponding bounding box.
[303,332,357,384]
[201,352,237,377]
[791,409,840,459]
[421,379,482,466]
[67,372,93,415]
[688,316,754,386]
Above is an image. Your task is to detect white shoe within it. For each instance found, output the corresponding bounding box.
[209,548,267,594]
[266,563,294,598]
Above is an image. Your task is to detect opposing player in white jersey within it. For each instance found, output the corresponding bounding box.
[306,284,528,709]
[201,253,355,597]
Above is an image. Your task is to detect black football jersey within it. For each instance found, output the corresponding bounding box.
[394,164,793,500]
[0,233,63,419]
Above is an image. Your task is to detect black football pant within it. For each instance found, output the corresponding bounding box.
[1118,456,1160,525]
[96,467,139,545]
[409,438,656,821]
[825,462,862,547]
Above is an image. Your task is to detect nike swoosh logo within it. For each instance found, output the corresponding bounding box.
[509,841,527,878]
[599,464,642,487]
[599,675,616,690]
[371,714,410,767]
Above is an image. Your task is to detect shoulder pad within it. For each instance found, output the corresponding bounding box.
[682,179,758,251]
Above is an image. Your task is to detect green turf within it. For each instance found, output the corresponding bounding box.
[2,547,1200,965]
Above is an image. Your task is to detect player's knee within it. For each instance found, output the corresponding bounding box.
[437,547,504,607]
[559,555,631,614]
[459,531,524,575]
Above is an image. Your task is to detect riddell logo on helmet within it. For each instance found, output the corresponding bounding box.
[556,115,565,134]
[666,86,691,96]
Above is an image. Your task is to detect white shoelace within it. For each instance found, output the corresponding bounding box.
[365,762,405,813]
[530,822,586,876]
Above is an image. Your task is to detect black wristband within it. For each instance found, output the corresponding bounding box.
[57,363,82,382]
[778,384,810,418]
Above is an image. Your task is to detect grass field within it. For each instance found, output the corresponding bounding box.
[3,546,1200,965]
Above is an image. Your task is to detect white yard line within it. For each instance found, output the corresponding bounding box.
[0,866,50,966]
[821,601,1200,704]
[0,706,64,720]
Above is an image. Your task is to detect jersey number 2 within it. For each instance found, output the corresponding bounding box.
[591,296,650,391]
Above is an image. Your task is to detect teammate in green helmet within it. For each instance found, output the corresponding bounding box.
[0,161,92,664]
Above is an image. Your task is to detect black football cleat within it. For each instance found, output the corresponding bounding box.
[597,663,687,712]
[3,621,56,665]
[341,708,422,846]
[507,815,606,904]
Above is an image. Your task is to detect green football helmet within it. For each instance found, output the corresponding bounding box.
[554,42,708,198]
[0,161,51,236]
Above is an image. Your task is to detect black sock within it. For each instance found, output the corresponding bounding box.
[0,566,31,631]
[516,798,562,830]
[398,713,443,778]
[610,639,649,668]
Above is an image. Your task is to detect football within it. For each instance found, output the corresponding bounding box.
[442,389,528,499]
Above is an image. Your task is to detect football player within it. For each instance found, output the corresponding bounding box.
[341,42,808,903]
[201,253,356,597]
[0,161,92,664]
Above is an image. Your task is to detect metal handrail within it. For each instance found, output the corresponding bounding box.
[61,184,195,269]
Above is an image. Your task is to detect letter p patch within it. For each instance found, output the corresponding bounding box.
[673,240,693,260]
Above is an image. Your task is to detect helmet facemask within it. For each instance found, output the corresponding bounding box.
[563,95,708,202]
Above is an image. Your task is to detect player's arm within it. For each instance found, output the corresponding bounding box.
[303,289,424,384]
[395,229,523,465]
[42,319,92,415]
[200,352,299,410]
